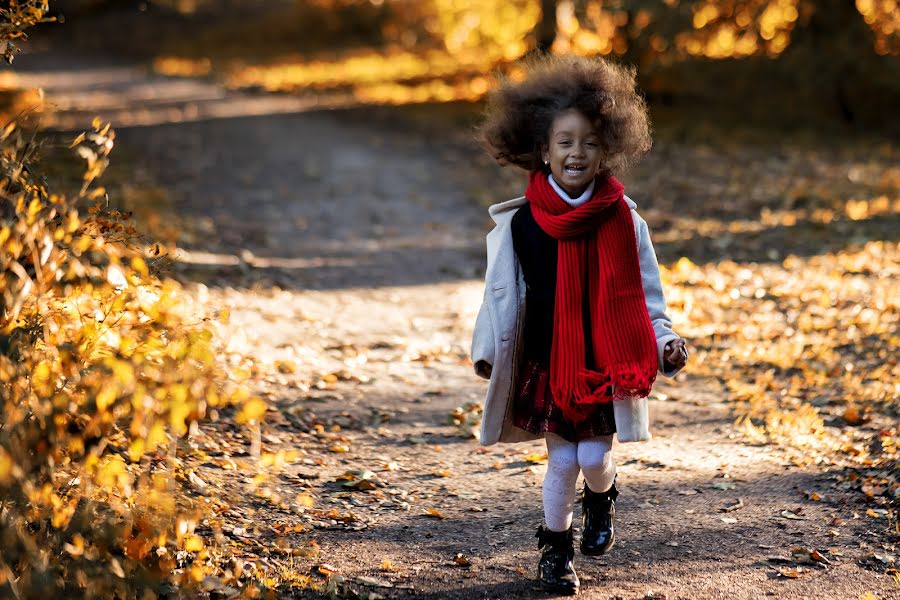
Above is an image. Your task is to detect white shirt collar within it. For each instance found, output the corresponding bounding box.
[548,173,594,207]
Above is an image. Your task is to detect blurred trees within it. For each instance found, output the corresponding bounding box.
[36,0,900,128]
[534,0,894,59]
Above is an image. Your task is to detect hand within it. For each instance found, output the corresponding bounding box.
[475,360,493,379]
[663,338,688,372]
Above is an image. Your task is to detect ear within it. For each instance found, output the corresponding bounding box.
[540,144,549,164]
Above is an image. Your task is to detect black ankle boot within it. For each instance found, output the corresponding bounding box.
[580,478,618,556]
[536,525,579,595]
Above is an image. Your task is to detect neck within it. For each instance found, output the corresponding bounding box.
[549,174,594,207]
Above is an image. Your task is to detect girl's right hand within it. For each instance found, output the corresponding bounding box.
[663,338,688,372]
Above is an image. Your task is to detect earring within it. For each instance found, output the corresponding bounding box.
[544,160,549,165]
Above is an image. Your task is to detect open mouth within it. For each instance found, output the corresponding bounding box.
[564,164,587,176]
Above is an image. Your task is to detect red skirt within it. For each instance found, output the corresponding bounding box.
[512,357,616,442]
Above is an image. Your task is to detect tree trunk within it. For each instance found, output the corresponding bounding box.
[534,0,557,53]
[785,0,885,123]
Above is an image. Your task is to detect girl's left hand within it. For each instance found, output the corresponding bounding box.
[663,338,688,372]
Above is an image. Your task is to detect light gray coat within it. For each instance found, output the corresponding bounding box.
[470,195,684,446]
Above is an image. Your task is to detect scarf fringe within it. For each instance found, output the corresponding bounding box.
[553,365,657,422]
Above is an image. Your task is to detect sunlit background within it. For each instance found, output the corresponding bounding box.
[28,0,896,127]
[0,1,897,597]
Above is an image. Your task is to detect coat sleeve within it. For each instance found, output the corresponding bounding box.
[471,293,495,379]
[634,211,686,378]
[471,223,498,380]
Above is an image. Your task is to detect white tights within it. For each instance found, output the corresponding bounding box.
[542,432,616,532]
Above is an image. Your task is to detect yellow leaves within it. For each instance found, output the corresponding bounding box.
[523,451,548,464]
[72,234,93,255]
[0,107,246,595]
[0,448,13,483]
[183,534,205,552]
[128,439,145,463]
[296,494,315,508]
[425,508,448,519]
[64,534,85,557]
[26,197,42,224]
[95,455,130,493]
[130,255,148,275]
[236,397,267,425]
[95,384,118,412]
[275,359,296,374]
[31,359,53,395]
[381,558,399,573]
[259,449,300,469]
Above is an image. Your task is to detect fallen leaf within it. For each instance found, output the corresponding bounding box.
[781,510,806,520]
[454,553,472,567]
[842,406,865,425]
[712,482,736,491]
[720,517,738,524]
[678,489,699,495]
[381,558,399,573]
[523,452,548,463]
[425,508,447,519]
[338,470,383,490]
[721,498,744,512]
[188,470,208,492]
[777,566,803,579]
[183,535,204,552]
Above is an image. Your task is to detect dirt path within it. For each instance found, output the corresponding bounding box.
[11,49,897,599]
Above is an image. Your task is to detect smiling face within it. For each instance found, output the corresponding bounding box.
[541,109,604,198]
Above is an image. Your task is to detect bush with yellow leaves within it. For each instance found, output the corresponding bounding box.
[1,6,253,595]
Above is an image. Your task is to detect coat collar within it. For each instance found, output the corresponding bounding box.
[488,194,637,225]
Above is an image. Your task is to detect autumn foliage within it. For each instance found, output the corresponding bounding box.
[0,3,254,597]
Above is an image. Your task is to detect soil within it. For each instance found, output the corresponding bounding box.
[7,46,898,600]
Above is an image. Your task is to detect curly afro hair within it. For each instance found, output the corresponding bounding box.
[479,54,651,177]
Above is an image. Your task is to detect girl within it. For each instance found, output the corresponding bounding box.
[471,54,687,595]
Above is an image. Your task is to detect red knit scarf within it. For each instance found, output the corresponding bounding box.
[525,171,658,421]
